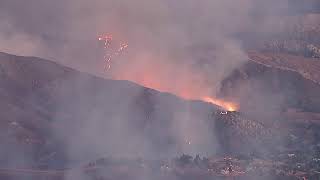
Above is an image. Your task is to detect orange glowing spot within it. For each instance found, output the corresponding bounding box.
[97,33,240,111]
[202,97,239,111]
[98,34,128,70]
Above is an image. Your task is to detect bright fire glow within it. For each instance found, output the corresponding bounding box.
[98,34,239,112]
[202,97,239,111]
[127,78,239,111]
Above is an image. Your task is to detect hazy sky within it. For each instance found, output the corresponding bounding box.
[0,0,289,71]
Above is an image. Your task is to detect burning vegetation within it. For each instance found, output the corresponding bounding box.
[2,1,320,179]
[1,46,320,179]
[203,97,239,112]
[98,33,240,112]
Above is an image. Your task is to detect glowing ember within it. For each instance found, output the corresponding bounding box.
[97,33,239,112]
[98,34,128,70]
[98,34,112,48]
[202,97,239,111]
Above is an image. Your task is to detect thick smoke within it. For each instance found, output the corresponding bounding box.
[0,0,265,74]
[0,0,305,176]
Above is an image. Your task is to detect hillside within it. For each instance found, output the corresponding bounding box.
[1,52,320,179]
[0,52,220,169]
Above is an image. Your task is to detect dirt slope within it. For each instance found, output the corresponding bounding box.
[248,51,320,84]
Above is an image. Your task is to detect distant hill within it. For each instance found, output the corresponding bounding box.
[0,52,220,169]
[1,51,320,174]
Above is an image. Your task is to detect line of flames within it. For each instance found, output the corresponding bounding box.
[202,97,239,112]
[98,34,239,112]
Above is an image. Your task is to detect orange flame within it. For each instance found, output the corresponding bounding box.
[115,72,239,111]
[98,33,239,112]
[202,97,239,111]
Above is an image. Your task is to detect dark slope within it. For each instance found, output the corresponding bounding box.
[0,52,220,169]
[1,52,320,180]
[219,51,320,116]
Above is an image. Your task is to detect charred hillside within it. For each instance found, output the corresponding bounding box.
[216,51,320,157]
[0,52,219,169]
[219,51,320,115]
[1,52,320,179]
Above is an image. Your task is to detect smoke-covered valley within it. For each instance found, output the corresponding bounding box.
[1,0,320,179]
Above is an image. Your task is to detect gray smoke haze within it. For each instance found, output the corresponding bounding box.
[0,1,306,179]
[0,0,298,101]
[0,0,287,73]
[0,0,285,146]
